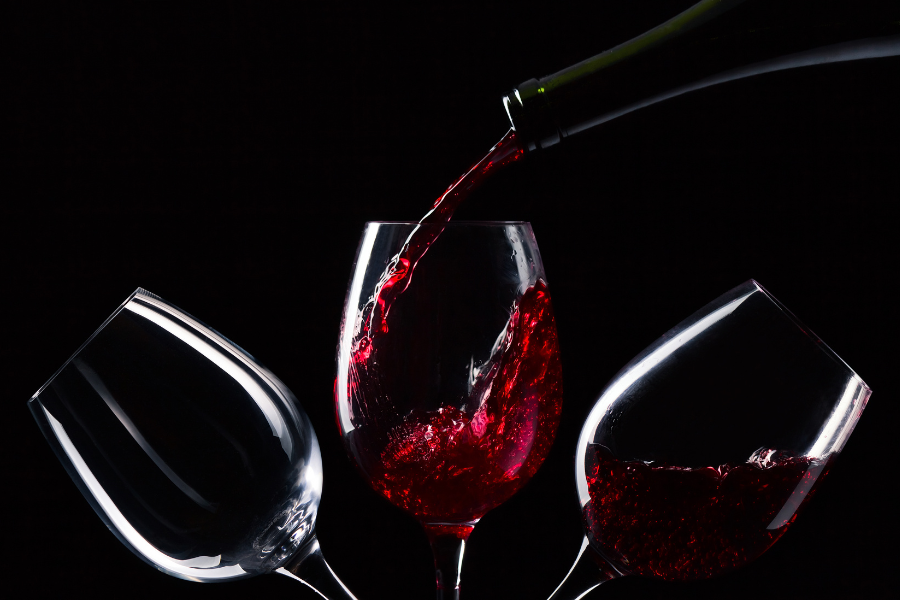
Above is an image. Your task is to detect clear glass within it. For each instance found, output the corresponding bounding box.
[335,221,564,599]
[28,288,355,598]
[549,279,871,598]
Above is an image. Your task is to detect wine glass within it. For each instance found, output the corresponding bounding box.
[28,288,356,599]
[548,279,871,598]
[334,221,564,599]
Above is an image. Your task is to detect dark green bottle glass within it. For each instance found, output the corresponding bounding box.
[503,0,900,151]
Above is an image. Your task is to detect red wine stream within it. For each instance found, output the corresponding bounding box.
[340,130,564,536]
[365,129,523,337]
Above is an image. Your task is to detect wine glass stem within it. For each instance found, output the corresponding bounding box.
[425,524,474,600]
[546,536,621,600]
[277,533,358,600]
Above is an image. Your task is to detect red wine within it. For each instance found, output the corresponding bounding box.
[582,444,829,581]
[336,128,562,533]
[364,129,522,337]
[364,281,562,527]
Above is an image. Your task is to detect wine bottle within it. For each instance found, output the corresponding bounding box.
[503,0,900,151]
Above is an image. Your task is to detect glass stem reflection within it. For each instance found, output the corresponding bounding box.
[277,532,358,600]
[425,523,475,600]
[547,537,621,600]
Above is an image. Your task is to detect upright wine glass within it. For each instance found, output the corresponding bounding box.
[548,280,871,598]
[335,221,564,599]
[28,289,356,599]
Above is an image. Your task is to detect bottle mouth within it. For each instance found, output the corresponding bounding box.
[501,79,561,152]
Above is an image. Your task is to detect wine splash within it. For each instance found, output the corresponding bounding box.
[582,444,830,581]
[337,129,564,536]
[367,281,562,525]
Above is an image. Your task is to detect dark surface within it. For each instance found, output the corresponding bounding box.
[4,1,896,599]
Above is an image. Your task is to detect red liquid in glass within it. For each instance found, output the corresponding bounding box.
[583,444,829,581]
[367,281,562,525]
[338,130,563,533]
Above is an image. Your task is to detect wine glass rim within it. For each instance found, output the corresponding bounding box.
[751,279,871,392]
[365,220,530,226]
[27,287,159,403]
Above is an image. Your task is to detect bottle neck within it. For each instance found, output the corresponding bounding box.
[503,0,900,152]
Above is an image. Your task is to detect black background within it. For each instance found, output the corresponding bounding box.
[5,2,897,599]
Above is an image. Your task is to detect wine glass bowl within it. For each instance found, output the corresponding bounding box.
[29,289,322,580]
[28,289,355,598]
[551,280,870,598]
[335,221,563,595]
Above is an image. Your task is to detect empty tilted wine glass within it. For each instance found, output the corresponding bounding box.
[335,222,564,599]
[548,280,871,598]
[28,289,356,599]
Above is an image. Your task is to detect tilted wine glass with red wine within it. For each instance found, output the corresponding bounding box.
[28,289,357,599]
[547,280,871,598]
[335,221,563,599]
